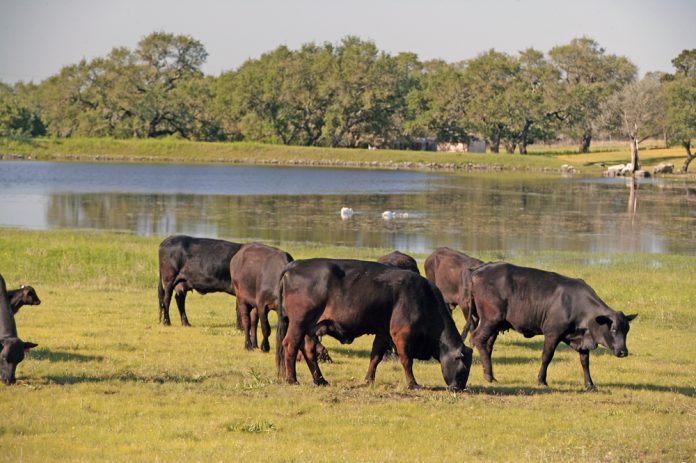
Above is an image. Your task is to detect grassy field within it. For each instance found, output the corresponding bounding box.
[0,229,694,462]
[1,136,692,175]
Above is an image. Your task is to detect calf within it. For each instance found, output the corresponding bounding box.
[158,235,242,326]
[468,262,637,389]
[377,251,420,274]
[8,285,41,314]
[424,247,483,339]
[276,259,472,390]
[0,274,38,385]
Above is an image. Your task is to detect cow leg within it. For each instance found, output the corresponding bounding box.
[161,283,174,326]
[282,323,304,384]
[300,335,328,386]
[579,349,596,391]
[234,299,243,331]
[392,331,420,390]
[364,335,391,384]
[537,334,562,386]
[239,302,254,350]
[471,322,499,382]
[174,291,191,327]
[259,306,271,352]
[249,307,260,349]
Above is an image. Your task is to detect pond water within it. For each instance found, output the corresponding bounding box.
[1,160,695,255]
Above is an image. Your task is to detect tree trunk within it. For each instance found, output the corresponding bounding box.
[519,139,528,154]
[681,140,694,173]
[579,130,592,153]
[489,135,500,153]
[630,137,640,173]
[504,142,516,154]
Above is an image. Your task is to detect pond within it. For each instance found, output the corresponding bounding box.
[1,160,695,255]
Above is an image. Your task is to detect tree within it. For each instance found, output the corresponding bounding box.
[0,82,45,138]
[462,50,518,152]
[663,49,696,172]
[405,60,471,145]
[549,37,636,152]
[499,48,560,154]
[601,76,664,173]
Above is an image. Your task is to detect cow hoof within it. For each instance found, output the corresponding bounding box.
[585,384,597,392]
[314,378,329,386]
[484,375,497,383]
[163,320,172,326]
[537,379,549,387]
[244,344,253,351]
[260,342,270,352]
[181,321,191,327]
[318,353,333,364]
[407,383,422,390]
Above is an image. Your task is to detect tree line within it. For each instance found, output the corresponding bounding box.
[1,32,694,170]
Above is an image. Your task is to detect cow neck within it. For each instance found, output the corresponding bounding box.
[0,276,18,340]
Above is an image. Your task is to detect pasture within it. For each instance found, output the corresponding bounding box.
[0,229,695,462]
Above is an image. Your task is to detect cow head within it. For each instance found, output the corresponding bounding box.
[0,338,37,385]
[441,345,473,391]
[20,286,41,306]
[591,312,637,357]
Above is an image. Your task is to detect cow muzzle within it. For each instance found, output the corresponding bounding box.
[616,349,628,358]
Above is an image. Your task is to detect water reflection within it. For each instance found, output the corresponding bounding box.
[1,161,695,255]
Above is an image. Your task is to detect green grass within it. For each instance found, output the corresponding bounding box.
[2,136,693,175]
[0,229,694,461]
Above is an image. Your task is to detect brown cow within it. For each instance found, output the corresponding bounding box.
[230,243,294,352]
[469,262,637,389]
[276,259,472,390]
[377,251,420,274]
[424,247,483,339]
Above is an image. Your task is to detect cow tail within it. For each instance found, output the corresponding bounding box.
[275,270,289,380]
[463,269,478,343]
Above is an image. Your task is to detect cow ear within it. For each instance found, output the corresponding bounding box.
[626,313,638,322]
[23,342,38,352]
[595,315,612,327]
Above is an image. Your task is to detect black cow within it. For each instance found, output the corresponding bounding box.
[468,262,637,389]
[0,273,38,385]
[377,251,420,274]
[158,235,242,326]
[8,285,41,314]
[276,259,472,390]
[424,247,483,339]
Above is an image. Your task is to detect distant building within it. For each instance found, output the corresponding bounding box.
[436,139,486,153]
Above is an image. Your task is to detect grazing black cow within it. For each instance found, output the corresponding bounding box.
[0,273,38,385]
[8,285,41,314]
[377,251,420,274]
[424,247,483,339]
[276,259,472,390]
[468,262,637,389]
[158,235,242,326]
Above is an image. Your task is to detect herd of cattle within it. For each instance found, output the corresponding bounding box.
[0,234,637,389]
[157,235,637,391]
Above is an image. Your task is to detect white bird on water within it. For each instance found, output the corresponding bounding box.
[382,211,409,220]
[340,207,354,219]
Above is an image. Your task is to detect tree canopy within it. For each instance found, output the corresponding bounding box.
[2,32,689,164]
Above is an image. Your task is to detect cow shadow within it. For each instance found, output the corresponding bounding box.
[602,382,696,398]
[29,348,104,363]
[44,371,206,386]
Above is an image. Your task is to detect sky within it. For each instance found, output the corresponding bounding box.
[1,0,694,84]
